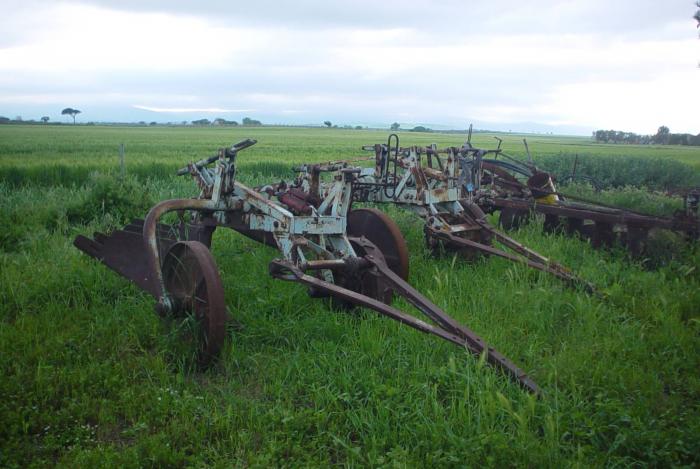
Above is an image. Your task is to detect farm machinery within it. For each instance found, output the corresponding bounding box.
[288,134,595,292]
[468,139,700,256]
[74,139,540,394]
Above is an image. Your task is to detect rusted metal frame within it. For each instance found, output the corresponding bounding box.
[493,198,675,229]
[477,223,594,290]
[240,170,360,286]
[143,173,358,313]
[392,156,414,200]
[211,156,227,205]
[352,144,583,285]
[470,216,560,270]
[423,166,449,182]
[188,163,214,198]
[334,170,356,217]
[269,257,539,395]
[427,143,444,171]
[426,197,584,283]
[235,182,297,261]
[429,228,585,288]
[382,135,400,199]
[369,257,538,394]
[317,180,343,215]
[429,200,583,284]
[352,143,591,289]
[176,138,256,177]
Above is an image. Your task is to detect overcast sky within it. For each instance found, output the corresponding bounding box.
[1,0,698,134]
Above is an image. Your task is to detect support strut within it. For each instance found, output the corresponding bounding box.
[269,253,539,395]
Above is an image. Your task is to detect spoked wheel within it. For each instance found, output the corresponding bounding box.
[347,208,410,281]
[161,241,227,360]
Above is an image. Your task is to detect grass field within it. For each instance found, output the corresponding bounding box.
[1,125,699,188]
[1,125,700,467]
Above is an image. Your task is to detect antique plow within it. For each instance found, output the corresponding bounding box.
[472,144,700,256]
[291,135,593,291]
[74,139,539,394]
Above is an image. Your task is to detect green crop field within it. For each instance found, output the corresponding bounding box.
[2,125,699,188]
[1,125,700,467]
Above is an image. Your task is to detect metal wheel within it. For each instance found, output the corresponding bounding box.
[347,208,410,281]
[162,241,227,360]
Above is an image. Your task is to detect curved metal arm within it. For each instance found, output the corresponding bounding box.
[176,139,257,176]
[142,198,221,313]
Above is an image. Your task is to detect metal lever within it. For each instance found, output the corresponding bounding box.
[177,139,257,176]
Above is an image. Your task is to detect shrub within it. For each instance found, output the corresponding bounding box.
[66,173,153,225]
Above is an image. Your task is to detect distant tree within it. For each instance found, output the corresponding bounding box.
[192,118,211,125]
[149,121,157,126]
[695,1,700,28]
[654,125,670,144]
[242,117,262,126]
[213,118,238,126]
[390,122,400,131]
[323,120,332,128]
[61,107,81,124]
[41,116,50,123]
[0,116,10,124]
[355,125,363,130]
[410,125,431,132]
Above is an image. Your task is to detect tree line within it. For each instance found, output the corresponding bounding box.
[593,126,700,146]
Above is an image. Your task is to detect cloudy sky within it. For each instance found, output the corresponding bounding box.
[1,0,698,134]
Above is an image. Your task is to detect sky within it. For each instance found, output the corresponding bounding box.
[0,0,698,135]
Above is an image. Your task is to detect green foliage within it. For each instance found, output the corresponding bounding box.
[561,183,684,217]
[410,125,432,132]
[66,173,153,226]
[539,152,700,190]
[242,117,262,126]
[0,125,698,189]
[0,184,66,252]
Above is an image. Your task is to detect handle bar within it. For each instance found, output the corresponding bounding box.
[177,138,257,176]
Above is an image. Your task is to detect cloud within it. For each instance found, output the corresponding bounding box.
[61,0,696,36]
[132,105,253,113]
[0,0,698,133]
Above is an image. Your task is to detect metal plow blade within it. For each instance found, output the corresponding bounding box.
[74,219,215,296]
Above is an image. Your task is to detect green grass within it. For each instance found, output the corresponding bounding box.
[1,125,699,188]
[1,126,699,467]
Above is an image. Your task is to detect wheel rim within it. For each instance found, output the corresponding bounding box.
[347,208,410,281]
[162,241,226,360]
